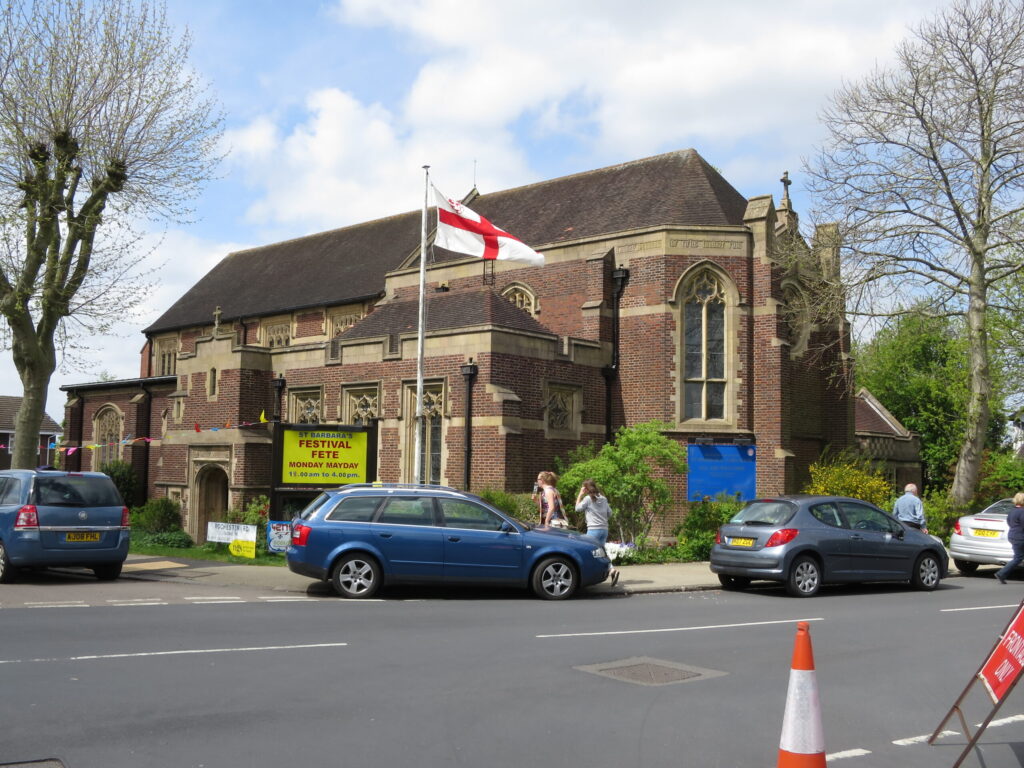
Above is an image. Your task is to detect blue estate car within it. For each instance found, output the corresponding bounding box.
[0,469,130,582]
[287,484,612,600]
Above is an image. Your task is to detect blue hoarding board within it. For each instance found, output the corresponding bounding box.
[687,444,756,501]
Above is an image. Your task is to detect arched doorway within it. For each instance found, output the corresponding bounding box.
[194,464,229,543]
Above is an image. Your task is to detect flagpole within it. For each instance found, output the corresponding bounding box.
[413,165,429,483]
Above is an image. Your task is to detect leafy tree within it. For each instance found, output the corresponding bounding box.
[805,0,1024,505]
[99,458,139,507]
[855,310,1006,489]
[0,0,222,469]
[556,420,686,542]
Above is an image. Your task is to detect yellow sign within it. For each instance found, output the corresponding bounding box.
[280,429,368,485]
[229,539,256,558]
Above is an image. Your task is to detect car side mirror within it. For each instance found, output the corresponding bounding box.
[894,527,905,540]
[500,521,515,533]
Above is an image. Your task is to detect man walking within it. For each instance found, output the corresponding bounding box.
[893,483,927,534]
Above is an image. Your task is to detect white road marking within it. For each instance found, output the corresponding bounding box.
[826,748,871,761]
[186,600,248,604]
[108,601,168,606]
[257,596,318,602]
[25,601,88,608]
[941,604,1019,612]
[0,641,348,665]
[184,598,243,606]
[893,730,958,746]
[982,713,1024,728]
[536,617,824,638]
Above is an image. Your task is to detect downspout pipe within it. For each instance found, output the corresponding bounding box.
[603,263,630,444]
[460,359,479,491]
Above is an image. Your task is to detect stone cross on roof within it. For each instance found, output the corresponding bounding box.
[780,171,792,205]
[213,305,222,333]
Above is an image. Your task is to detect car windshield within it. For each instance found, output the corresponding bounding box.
[729,500,796,526]
[979,499,1015,517]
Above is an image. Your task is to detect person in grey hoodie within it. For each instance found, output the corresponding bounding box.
[996,492,1024,584]
[575,478,619,586]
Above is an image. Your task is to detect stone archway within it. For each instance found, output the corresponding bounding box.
[193,464,229,544]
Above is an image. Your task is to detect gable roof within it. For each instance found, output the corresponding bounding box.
[854,388,912,438]
[146,149,747,334]
[338,289,552,341]
[0,396,61,433]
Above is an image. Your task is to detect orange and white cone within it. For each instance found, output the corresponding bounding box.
[777,621,826,768]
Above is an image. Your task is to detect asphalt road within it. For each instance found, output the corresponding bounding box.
[2,569,1024,768]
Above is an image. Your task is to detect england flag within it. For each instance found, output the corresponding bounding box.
[433,187,544,266]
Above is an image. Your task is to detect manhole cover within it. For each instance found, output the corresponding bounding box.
[575,656,726,686]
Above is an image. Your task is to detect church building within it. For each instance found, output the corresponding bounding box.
[62,149,860,541]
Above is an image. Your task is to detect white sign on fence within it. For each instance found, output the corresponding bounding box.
[206,522,257,559]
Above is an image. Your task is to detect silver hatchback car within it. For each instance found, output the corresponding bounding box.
[948,498,1015,575]
[709,495,947,597]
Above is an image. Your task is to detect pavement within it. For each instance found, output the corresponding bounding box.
[119,554,723,595]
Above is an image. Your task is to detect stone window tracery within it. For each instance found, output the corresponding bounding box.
[264,322,291,348]
[682,270,727,421]
[157,338,177,376]
[501,284,538,315]
[344,386,379,426]
[290,389,322,424]
[331,312,363,337]
[93,406,123,468]
[544,383,581,438]
[406,383,444,484]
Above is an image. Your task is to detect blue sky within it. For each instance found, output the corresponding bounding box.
[16,0,943,422]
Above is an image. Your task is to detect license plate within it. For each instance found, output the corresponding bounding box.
[730,537,755,547]
[973,529,1000,538]
[65,532,100,542]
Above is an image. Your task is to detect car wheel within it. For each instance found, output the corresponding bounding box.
[0,540,15,584]
[93,562,123,581]
[953,559,979,576]
[912,552,942,590]
[786,555,821,597]
[331,553,382,599]
[718,574,751,591]
[531,557,577,600]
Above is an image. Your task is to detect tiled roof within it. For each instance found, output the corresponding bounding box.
[146,149,747,334]
[0,395,61,433]
[854,388,910,437]
[338,289,552,340]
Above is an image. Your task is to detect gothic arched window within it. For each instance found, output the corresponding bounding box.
[682,270,728,421]
[93,406,123,469]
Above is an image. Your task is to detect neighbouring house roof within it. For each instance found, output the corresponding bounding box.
[145,148,747,335]
[854,388,912,438]
[0,395,61,433]
[337,289,553,341]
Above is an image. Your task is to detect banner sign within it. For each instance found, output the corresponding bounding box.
[206,521,257,559]
[979,603,1024,703]
[267,521,291,554]
[279,427,369,486]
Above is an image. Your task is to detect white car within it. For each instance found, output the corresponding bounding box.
[948,498,1015,575]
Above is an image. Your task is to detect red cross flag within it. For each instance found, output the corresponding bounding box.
[433,187,544,266]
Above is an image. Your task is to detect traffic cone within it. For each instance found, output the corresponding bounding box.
[777,621,826,767]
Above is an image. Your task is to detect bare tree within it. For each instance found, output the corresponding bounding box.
[0,0,221,469]
[805,0,1024,505]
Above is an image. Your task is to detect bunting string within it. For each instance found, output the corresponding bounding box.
[0,417,272,454]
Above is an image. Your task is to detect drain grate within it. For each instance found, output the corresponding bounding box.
[575,656,726,687]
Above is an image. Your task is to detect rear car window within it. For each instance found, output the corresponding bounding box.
[33,475,122,507]
[325,496,382,522]
[375,497,437,526]
[729,500,796,526]
[0,477,20,505]
[298,493,331,521]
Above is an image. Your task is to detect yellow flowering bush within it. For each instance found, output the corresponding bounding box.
[802,457,893,508]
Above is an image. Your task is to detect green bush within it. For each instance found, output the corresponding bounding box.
[802,453,893,507]
[676,532,716,562]
[100,459,139,507]
[131,497,183,533]
[923,489,970,545]
[477,488,535,521]
[132,530,194,548]
[676,494,744,539]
